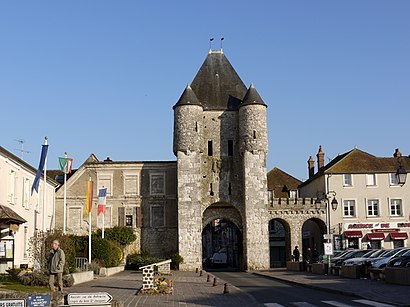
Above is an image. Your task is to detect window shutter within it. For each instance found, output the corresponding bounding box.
[118,207,125,227]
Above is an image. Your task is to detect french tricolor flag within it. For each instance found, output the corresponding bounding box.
[97,188,107,215]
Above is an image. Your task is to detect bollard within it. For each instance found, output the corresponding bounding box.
[212,277,217,287]
[199,270,203,276]
[196,268,198,273]
[223,283,229,294]
[207,274,210,282]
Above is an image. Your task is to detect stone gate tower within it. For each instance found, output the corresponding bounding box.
[173,49,269,270]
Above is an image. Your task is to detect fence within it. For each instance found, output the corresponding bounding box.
[75,257,89,272]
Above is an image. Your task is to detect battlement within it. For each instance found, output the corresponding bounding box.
[268,198,323,210]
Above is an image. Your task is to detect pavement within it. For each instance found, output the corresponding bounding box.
[66,269,410,307]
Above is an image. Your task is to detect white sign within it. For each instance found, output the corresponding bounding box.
[68,293,112,306]
[323,234,332,240]
[324,243,333,256]
[0,299,25,307]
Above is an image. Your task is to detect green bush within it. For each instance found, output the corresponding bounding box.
[95,227,137,247]
[19,272,48,286]
[125,251,163,270]
[91,237,123,268]
[63,274,74,287]
[170,252,184,270]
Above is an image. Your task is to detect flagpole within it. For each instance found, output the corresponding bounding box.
[88,177,92,264]
[63,152,67,234]
[102,210,105,239]
[42,136,48,232]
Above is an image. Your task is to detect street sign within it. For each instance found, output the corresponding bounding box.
[68,293,113,306]
[324,242,333,255]
[27,295,50,307]
[0,299,25,307]
[323,234,332,240]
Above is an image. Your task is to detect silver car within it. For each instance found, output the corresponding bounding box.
[343,249,386,266]
[369,248,410,268]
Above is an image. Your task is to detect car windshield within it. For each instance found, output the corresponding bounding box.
[369,250,386,258]
[334,250,351,258]
[402,250,410,257]
[362,250,378,258]
[383,249,403,257]
[395,249,410,257]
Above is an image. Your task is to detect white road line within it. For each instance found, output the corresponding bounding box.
[291,303,319,307]
[322,301,354,307]
[353,300,396,307]
[264,304,284,307]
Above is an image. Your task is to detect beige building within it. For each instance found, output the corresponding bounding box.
[54,154,177,256]
[299,147,410,251]
[0,146,57,272]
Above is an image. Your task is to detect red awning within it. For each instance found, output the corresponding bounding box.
[367,233,385,240]
[343,231,363,238]
[390,232,409,240]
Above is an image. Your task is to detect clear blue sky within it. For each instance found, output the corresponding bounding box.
[1,1,409,181]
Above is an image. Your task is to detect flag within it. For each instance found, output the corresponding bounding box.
[31,144,49,195]
[58,157,73,174]
[85,179,93,216]
[97,188,107,215]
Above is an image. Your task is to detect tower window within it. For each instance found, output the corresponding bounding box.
[253,130,257,139]
[228,183,232,195]
[208,140,213,156]
[195,121,198,132]
[210,183,214,196]
[228,140,233,156]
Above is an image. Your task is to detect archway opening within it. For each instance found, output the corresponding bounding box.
[202,219,242,270]
[302,218,326,262]
[269,219,291,267]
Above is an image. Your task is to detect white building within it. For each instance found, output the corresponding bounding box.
[0,146,57,272]
[299,147,409,251]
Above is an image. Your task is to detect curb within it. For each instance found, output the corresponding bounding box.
[252,272,407,307]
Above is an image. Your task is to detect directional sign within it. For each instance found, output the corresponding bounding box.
[27,295,50,307]
[68,293,113,306]
[323,234,332,240]
[0,299,25,307]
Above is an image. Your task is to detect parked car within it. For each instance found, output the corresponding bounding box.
[343,249,386,266]
[328,250,356,264]
[332,250,369,266]
[387,250,410,268]
[369,248,410,268]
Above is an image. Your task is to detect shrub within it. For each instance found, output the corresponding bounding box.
[88,260,101,275]
[125,251,163,270]
[63,274,74,287]
[170,252,184,270]
[19,272,48,286]
[95,227,137,247]
[91,237,123,268]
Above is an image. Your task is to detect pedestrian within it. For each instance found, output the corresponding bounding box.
[293,246,300,262]
[367,243,372,250]
[312,248,319,263]
[48,239,65,293]
[305,247,312,264]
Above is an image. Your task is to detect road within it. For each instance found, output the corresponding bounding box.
[212,271,396,307]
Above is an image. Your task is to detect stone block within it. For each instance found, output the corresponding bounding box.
[341,265,363,279]
[385,267,410,285]
[286,261,305,271]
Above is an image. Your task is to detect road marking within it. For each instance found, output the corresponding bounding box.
[322,301,354,307]
[264,304,284,307]
[291,303,319,307]
[353,300,396,307]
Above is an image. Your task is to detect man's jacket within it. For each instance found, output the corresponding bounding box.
[48,248,65,273]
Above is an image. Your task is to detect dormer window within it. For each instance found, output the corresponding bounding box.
[343,174,352,187]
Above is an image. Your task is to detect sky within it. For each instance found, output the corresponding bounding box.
[1,1,409,181]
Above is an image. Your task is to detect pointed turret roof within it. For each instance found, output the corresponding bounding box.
[173,85,202,109]
[241,83,266,107]
[190,50,247,110]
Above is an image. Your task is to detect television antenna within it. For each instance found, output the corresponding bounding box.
[14,139,30,160]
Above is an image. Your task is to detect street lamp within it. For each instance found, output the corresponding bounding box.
[315,191,338,275]
[396,165,407,186]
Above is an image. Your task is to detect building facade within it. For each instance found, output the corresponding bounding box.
[0,146,57,272]
[299,147,410,251]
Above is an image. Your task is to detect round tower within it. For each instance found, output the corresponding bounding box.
[173,85,203,155]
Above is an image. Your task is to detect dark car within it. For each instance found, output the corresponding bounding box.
[332,250,368,266]
[387,250,410,267]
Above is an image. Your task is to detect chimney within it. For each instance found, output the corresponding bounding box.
[317,145,325,172]
[393,148,402,158]
[308,156,315,178]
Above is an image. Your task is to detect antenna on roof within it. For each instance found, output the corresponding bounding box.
[220,37,224,51]
[14,139,30,160]
[209,38,214,51]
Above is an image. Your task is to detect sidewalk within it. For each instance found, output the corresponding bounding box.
[68,270,260,307]
[253,269,410,307]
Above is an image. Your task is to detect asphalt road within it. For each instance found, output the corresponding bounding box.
[212,271,396,307]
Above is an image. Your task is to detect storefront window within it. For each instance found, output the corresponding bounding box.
[370,240,381,249]
[393,240,404,249]
[348,238,359,249]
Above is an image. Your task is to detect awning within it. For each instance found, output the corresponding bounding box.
[0,205,26,224]
[390,232,408,240]
[343,231,363,238]
[367,233,385,240]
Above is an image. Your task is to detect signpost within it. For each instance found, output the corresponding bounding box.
[0,299,25,307]
[27,295,50,307]
[67,293,112,306]
[324,242,333,256]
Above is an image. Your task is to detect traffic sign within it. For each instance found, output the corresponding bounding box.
[27,295,50,307]
[68,293,112,306]
[324,242,333,255]
[0,299,25,307]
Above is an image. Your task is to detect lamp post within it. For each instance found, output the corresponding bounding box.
[315,191,338,275]
[396,165,407,186]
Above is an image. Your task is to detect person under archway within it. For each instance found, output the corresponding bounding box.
[293,246,300,262]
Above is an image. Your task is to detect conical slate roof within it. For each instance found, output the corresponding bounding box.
[241,83,266,107]
[173,85,202,109]
[190,50,247,110]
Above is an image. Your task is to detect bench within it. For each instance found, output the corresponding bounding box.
[139,259,172,290]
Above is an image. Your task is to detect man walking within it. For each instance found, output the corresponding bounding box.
[48,240,65,293]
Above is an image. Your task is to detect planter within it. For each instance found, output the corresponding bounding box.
[311,263,327,274]
[71,271,94,285]
[99,265,125,277]
[385,267,410,285]
[286,261,305,271]
[341,265,363,279]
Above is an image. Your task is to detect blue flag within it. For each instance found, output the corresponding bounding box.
[31,144,49,195]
